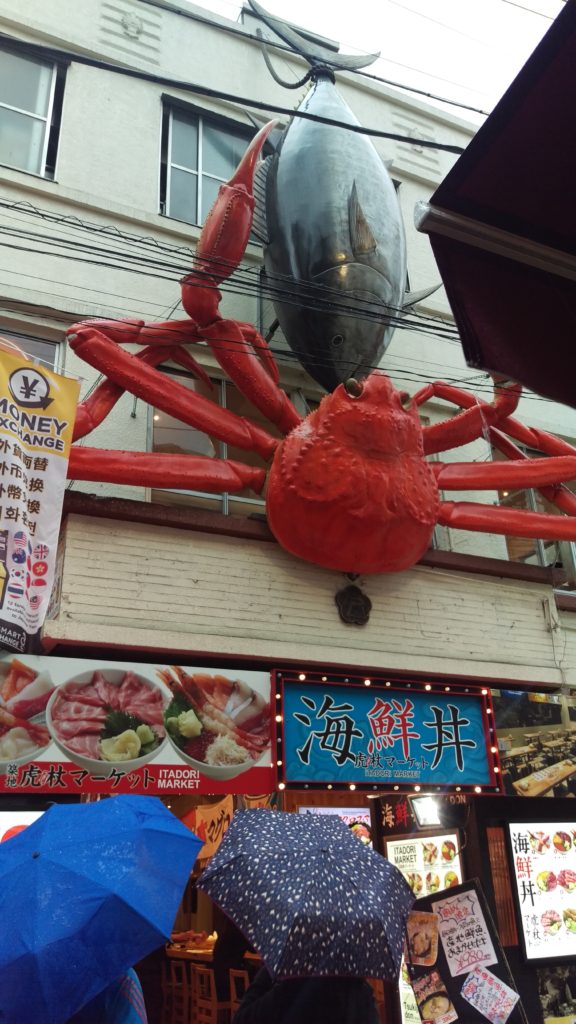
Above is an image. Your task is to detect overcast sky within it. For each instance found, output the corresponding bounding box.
[187,0,565,122]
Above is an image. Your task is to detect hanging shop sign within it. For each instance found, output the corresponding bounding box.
[0,655,273,795]
[180,795,234,859]
[276,670,500,792]
[508,821,576,964]
[406,880,526,1024]
[0,351,79,653]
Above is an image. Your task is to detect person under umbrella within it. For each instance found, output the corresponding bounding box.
[199,808,413,998]
[66,968,148,1024]
[0,795,202,1024]
[232,967,379,1024]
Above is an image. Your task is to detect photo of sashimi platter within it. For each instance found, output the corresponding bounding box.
[0,656,272,794]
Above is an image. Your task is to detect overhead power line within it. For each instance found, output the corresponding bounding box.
[0,33,466,154]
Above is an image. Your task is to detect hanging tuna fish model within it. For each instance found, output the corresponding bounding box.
[63,2,576,574]
[249,0,422,391]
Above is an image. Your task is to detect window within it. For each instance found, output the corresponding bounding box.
[0,48,65,178]
[151,373,283,515]
[0,328,58,370]
[160,106,254,226]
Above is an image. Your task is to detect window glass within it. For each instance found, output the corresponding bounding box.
[0,51,52,115]
[171,114,198,170]
[168,166,198,224]
[0,107,45,174]
[0,330,57,369]
[150,373,288,513]
[152,379,221,459]
[200,175,221,224]
[202,122,246,178]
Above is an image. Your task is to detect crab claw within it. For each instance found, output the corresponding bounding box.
[181,120,277,322]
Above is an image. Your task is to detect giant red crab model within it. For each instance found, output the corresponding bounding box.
[67,123,576,574]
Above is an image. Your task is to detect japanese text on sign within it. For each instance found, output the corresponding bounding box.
[281,679,496,789]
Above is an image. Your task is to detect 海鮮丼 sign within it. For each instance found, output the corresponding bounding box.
[277,671,499,792]
[0,350,79,652]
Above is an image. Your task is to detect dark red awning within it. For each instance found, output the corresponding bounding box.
[416,0,576,407]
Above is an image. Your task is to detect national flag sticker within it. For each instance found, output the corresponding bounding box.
[7,583,24,598]
[33,544,49,559]
[13,531,27,549]
[11,549,26,565]
[32,561,48,577]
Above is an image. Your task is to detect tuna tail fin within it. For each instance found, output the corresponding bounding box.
[402,283,442,308]
[247,0,380,71]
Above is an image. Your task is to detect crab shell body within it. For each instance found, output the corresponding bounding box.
[266,373,440,573]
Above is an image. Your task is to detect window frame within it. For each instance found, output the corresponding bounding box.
[160,99,256,227]
[0,46,65,180]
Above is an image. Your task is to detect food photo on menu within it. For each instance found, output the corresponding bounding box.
[406,911,439,968]
[412,970,457,1023]
[509,823,576,961]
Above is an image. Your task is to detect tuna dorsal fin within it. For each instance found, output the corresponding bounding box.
[349,182,377,256]
[252,156,272,245]
[402,283,442,307]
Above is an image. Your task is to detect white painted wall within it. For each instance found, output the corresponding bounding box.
[46,514,573,688]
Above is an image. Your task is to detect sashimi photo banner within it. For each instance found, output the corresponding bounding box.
[0,655,273,794]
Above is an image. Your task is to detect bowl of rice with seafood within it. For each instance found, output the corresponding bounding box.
[46,668,168,772]
[159,667,270,780]
[0,659,54,771]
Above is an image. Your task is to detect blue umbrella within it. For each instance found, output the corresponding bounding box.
[0,795,202,1024]
[198,808,413,981]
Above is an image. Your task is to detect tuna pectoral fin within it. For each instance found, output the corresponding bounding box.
[402,282,442,308]
[349,182,378,256]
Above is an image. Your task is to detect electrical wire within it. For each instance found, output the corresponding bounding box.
[0,212,557,402]
[0,32,467,153]
[132,0,497,115]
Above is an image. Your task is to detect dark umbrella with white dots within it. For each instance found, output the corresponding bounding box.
[198,808,413,981]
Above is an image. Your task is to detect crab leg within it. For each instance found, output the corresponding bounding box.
[202,320,302,434]
[488,429,576,517]
[68,448,266,494]
[438,502,576,541]
[417,379,522,454]
[73,342,212,441]
[68,326,278,460]
[179,120,302,435]
[434,457,576,491]
[420,379,576,517]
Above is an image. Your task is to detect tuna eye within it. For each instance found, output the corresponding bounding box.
[331,334,344,348]
[344,378,363,399]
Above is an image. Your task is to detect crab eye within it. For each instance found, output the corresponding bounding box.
[344,378,363,398]
[399,391,411,408]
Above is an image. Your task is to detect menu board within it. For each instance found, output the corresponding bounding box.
[404,880,526,1024]
[508,821,576,963]
[384,831,462,897]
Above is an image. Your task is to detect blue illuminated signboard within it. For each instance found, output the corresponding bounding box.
[278,673,499,791]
